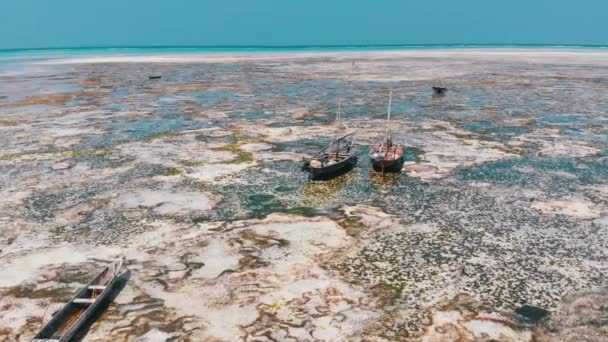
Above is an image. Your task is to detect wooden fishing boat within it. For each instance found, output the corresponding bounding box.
[302,100,357,180]
[370,139,403,172]
[303,133,357,180]
[370,91,404,172]
[432,80,447,94]
[33,260,127,342]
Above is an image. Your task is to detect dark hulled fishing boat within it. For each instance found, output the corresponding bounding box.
[370,91,404,172]
[148,75,162,80]
[33,260,127,342]
[432,80,447,94]
[303,133,357,180]
[302,101,357,180]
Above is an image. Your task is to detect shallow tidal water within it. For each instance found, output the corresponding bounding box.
[0,49,607,341]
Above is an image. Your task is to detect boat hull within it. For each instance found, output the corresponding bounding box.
[432,86,447,94]
[369,143,404,173]
[306,155,357,180]
[33,263,127,342]
[371,157,403,172]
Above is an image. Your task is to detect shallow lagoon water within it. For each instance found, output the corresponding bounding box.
[0,49,607,341]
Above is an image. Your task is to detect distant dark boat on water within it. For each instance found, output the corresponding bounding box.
[302,101,357,180]
[432,80,447,94]
[148,75,162,80]
[370,91,404,172]
[33,260,128,342]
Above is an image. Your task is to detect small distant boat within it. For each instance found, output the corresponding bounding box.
[33,260,127,342]
[302,101,357,180]
[370,91,404,172]
[432,80,447,94]
[148,75,162,80]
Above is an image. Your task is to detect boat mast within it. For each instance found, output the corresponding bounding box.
[336,99,342,130]
[385,90,392,146]
[336,99,343,155]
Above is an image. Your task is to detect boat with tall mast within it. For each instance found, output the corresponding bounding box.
[369,91,404,173]
[302,100,357,180]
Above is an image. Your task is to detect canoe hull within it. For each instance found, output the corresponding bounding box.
[33,263,126,342]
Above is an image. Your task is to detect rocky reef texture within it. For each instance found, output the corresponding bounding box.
[0,49,607,341]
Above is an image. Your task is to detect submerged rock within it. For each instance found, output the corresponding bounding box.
[515,304,550,323]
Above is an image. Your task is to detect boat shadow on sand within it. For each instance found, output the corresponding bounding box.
[369,170,402,187]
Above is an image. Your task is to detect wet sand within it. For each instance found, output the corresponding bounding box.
[0,49,607,341]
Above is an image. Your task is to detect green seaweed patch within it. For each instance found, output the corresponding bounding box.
[213,135,268,164]
[238,136,268,144]
[164,167,182,176]
[182,160,206,167]
[145,132,181,141]
[70,149,112,158]
[212,142,254,163]
[450,131,497,142]
[1,149,110,161]
[370,282,403,306]
[50,226,66,237]
[0,150,70,161]
[449,132,477,140]
[494,145,527,155]
[0,119,18,126]
[267,302,282,311]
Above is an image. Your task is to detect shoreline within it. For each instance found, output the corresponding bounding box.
[1,44,608,69]
[21,48,608,67]
[2,45,608,61]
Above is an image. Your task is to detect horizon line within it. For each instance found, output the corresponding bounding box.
[2,43,608,53]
